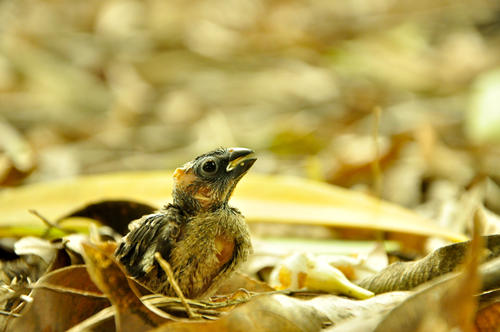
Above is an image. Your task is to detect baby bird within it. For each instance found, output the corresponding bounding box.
[115,147,256,298]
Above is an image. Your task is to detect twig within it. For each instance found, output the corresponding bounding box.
[154,252,197,319]
[0,310,20,317]
[371,106,383,198]
[29,209,71,237]
[371,107,385,242]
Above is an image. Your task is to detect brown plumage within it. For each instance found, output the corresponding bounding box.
[114,147,255,298]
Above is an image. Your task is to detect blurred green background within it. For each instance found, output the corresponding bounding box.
[1,0,500,213]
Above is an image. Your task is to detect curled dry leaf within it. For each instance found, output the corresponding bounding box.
[329,216,485,332]
[5,233,90,286]
[81,242,171,331]
[0,234,89,300]
[14,237,57,264]
[371,213,484,332]
[358,234,500,294]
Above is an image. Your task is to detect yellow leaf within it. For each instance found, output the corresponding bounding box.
[0,171,467,242]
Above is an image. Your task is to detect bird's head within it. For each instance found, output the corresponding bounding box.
[172,147,256,213]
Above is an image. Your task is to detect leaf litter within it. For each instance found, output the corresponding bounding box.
[0,202,498,331]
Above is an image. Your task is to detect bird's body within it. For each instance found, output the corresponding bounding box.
[115,148,255,298]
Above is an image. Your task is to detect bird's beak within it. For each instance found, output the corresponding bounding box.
[226,147,256,177]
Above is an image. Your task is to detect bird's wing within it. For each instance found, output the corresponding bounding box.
[115,212,180,278]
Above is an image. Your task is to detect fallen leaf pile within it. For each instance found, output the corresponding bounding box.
[0,175,499,331]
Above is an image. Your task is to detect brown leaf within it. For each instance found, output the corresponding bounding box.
[45,245,74,272]
[62,200,157,235]
[327,133,410,188]
[334,271,482,332]
[9,265,110,331]
[329,214,492,332]
[476,300,500,332]
[323,292,411,332]
[305,292,409,328]
[358,234,500,293]
[155,290,414,332]
[153,294,327,332]
[81,242,170,331]
[0,116,36,186]
[371,212,483,332]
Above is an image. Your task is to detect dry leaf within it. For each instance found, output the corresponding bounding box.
[358,234,500,293]
[0,116,36,186]
[62,200,157,235]
[476,299,500,332]
[0,172,467,242]
[371,212,484,332]
[81,242,170,331]
[13,237,56,263]
[329,213,487,332]
[155,291,412,332]
[8,266,110,331]
[153,294,327,332]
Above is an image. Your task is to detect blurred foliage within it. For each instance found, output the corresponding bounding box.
[1,0,500,213]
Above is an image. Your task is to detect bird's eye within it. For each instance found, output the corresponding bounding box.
[201,158,218,176]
